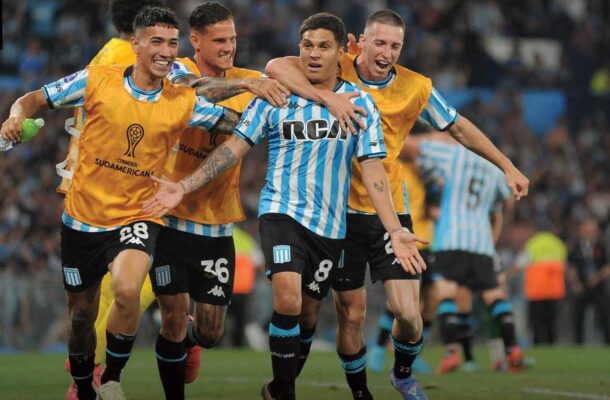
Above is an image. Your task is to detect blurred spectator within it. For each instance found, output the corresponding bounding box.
[567,218,610,345]
[514,230,567,345]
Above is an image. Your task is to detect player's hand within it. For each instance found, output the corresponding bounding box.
[504,166,529,200]
[346,33,362,56]
[321,91,367,135]
[142,176,185,218]
[389,228,429,275]
[1,116,25,142]
[246,78,290,108]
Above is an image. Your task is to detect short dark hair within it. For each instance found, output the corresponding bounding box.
[299,13,345,45]
[133,6,179,32]
[365,9,405,31]
[110,0,165,34]
[189,2,233,32]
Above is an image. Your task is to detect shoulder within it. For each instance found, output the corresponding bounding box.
[393,65,432,90]
[227,66,262,79]
[174,57,199,74]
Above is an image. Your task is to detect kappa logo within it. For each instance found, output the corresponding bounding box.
[124,124,145,158]
[207,285,226,298]
[121,236,145,246]
[307,281,321,293]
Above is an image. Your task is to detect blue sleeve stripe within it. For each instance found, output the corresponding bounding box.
[189,97,226,130]
[357,152,386,162]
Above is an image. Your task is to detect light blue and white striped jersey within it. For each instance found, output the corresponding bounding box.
[420,87,458,131]
[43,68,225,131]
[234,80,386,239]
[417,140,512,256]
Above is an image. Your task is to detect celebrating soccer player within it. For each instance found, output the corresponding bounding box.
[266,9,528,399]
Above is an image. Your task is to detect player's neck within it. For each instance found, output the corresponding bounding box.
[118,32,132,41]
[131,66,163,91]
[313,76,339,91]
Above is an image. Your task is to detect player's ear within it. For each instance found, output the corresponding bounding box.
[189,32,200,52]
[130,33,139,54]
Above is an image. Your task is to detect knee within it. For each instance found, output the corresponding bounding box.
[113,285,141,309]
[337,303,366,332]
[393,307,422,336]
[161,311,189,341]
[273,291,301,316]
[195,323,224,349]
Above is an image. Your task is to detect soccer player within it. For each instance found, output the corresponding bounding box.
[404,136,525,373]
[266,9,528,399]
[58,3,164,399]
[144,13,427,400]
[147,3,289,399]
[0,7,243,400]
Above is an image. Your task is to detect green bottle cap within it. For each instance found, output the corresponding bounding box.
[21,118,45,142]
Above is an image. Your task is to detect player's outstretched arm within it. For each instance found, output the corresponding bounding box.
[448,116,529,200]
[142,135,251,217]
[191,76,290,107]
[265,56,367,134]
[360,158,429,275]
[1,90,49,142]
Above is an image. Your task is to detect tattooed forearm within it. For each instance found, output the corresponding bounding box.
[194,77,247,102]
[179,143,238,193]
[373,180,385,193]
[212,108,241,134]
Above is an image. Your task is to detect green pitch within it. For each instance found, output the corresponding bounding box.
[0,346,608,399]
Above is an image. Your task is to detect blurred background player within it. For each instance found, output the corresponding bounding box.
[403,135,524,374]
[58,2,165,399]
[267,9,528,400]
[147,3,288,398]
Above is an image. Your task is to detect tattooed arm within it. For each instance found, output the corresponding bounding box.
[360,158,428,274]
[210,107,242,134]
[179,135,250,193]
[143,136,251,216]
[191,77,290,107]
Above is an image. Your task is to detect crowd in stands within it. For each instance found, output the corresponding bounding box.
[1,0,608,350]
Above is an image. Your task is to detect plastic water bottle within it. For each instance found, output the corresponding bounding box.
[0,118,45,151]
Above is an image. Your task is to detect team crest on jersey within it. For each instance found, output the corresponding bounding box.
[63,72,79,83]
[155,265,171,287]
[124,124,145,158]
[63,267,82,286]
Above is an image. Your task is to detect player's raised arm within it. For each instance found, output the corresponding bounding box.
[265,56,367,134]
[1,90,49,142]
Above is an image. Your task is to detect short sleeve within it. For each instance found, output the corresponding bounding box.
[419,87,458,131]
[233,97,271,146]
[42,69,89,109]
[188,95,226,130]
[356,93,386,161]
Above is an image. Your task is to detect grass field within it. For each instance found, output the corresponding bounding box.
[0,346,608,399]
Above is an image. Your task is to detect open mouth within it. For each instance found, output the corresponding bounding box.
[374,60,391,70]
[308,62,322,72]
[153,59,171,67]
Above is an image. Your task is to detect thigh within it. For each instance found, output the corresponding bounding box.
[370,214,420,283]
[194,302,228,332]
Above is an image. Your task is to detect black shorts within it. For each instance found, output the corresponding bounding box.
[432,250,498,291]
[259,213,344,301]
[61,221,161,292]
[333,213,418,292]
[150,227,235,305]
[420,249,443,286]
